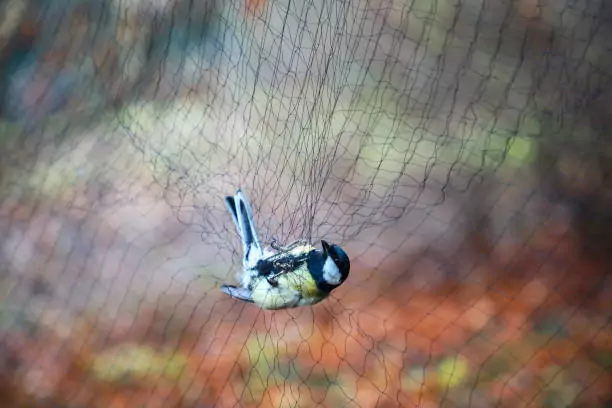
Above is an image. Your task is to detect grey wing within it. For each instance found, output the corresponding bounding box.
[220,285,255,303]
[225,189,264,270]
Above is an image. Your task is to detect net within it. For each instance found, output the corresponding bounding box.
[0,0,610,406]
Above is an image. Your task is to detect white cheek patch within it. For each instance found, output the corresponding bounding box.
[322,257,342,285]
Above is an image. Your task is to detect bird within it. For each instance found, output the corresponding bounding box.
[220,189,350,310]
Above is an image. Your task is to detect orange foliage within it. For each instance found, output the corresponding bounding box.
[1,222,611,407]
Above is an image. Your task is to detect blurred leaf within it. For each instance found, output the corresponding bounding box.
[440,387,490,408]
[538,364,581,407]
[305,371,334,389]
[402,367,427,392]
[239,333,287,403]
[477,354,512,383]
[594,350,612,370]
[0,304,38,336]
[90,343,189,383]
[533,316,569,338]
[437,355,469,389]
[0,121,25,145]
[242,333,281,374]
[542,365,565,387]
[507,137,533,164]
[276,360,312,386]
[542,383,581,408]
[262,384,302,408]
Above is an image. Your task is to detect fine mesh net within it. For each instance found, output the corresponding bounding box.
[0,0,611,406]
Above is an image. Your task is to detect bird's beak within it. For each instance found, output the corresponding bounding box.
[321,240,330,254]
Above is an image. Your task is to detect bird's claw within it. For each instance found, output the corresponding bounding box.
[270,237,283,251]
[270,238,309,252]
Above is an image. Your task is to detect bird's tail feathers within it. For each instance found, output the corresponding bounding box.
[225,189,264,269]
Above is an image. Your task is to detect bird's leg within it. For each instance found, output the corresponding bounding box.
[270,239,309,253]
[270,237,283,251]
[267,252,308,285]
[266,268,293,286]
[265,239,311,286]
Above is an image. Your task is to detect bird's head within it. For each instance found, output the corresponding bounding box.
[320,240,350,290]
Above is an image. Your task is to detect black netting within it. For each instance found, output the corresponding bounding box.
[1,0,611,406]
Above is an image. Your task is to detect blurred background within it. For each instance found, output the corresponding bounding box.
[0,0,611,406]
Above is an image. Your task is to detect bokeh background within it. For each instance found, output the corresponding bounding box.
[0,0,611,406]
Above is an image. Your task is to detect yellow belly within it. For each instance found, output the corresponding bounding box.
[251,269,326,310]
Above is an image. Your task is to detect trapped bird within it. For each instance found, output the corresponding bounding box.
[221,189,350,310]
